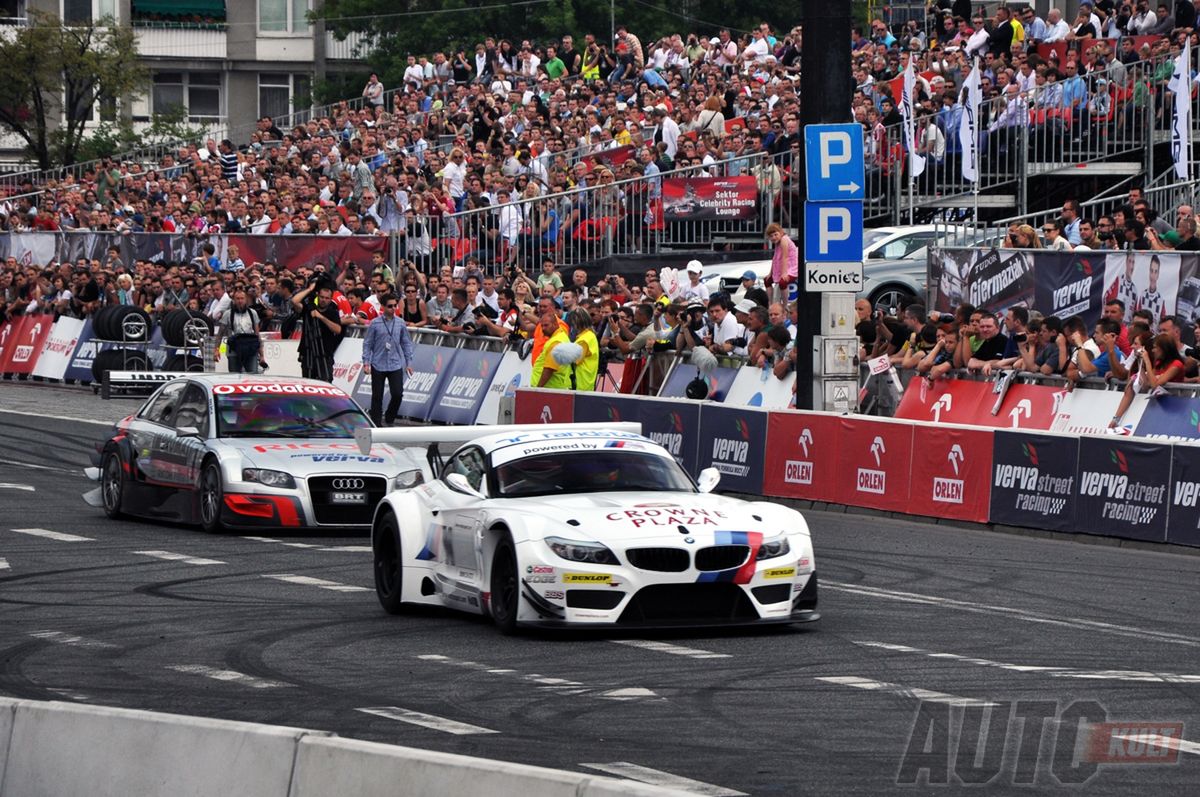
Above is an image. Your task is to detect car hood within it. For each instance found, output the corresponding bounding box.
[231,438,414,476]
[507,491,792,542]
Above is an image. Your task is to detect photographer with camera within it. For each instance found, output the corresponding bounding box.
[702,296,749,356]
[292,273,344,382]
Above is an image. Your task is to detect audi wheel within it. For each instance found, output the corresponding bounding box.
[199,461,225,533]
[101,451,125,519]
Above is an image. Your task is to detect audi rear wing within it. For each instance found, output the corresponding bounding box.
[355,422,644,456]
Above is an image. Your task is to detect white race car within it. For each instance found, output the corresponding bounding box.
[357,423,819,633]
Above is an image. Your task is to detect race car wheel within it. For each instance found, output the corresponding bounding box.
[489,536,520,635]
[199,461,224,533]
[101,451,125,519]
[373,511,405,615]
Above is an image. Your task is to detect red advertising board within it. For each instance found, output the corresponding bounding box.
[3,315,54,376]
[0,320,13,368]
[762,411,842,502]
[513,388,575,425]
[907,426,994,523]
[990,383,1065,430]
[834,417,915,512]
[895,378,994,426]
[0,316,28,373]
[661,176,757,221]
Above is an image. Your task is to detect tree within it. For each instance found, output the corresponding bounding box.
[0,13,147,169]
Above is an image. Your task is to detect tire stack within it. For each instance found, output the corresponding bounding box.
[161,309,214,347]
[164,353,204,372]
[93,305,152,342]
[91,348,150,383]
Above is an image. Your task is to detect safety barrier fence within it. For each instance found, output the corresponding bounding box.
[0,696,683,797]
[513,387,1200,549]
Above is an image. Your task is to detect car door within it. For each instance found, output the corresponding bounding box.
[438,446,489,579]
[170,382,212,489]
[133,381,186,485]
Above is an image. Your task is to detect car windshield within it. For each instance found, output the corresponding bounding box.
[216,394,370,438]
[494,451,695,497]
[863,230,892,249]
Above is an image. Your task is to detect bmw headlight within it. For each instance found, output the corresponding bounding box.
[394,470,424,489]
[756,536,790,560]
[545,536,620,566]
[242,468,296,489]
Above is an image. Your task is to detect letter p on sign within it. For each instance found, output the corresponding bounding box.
[818,207,852,255]
[819,131,852,179]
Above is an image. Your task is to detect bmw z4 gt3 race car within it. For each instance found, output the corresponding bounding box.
[85,375,424,532]
[358,423,819,632]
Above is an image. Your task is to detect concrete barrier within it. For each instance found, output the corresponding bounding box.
[0,698,691,797]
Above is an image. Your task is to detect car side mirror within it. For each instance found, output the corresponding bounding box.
[445,472,486,499]
[867,249,883,259]
[178,426,202,438]
[696,467,721,494]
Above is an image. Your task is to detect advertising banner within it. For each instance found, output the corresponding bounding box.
[1033,251,1107,325]
[990,383,1065,430]
[513,388,574,424]
[0,320,15,369]
[332,337,365,398]
[1049,389,1126,436]
[1167,443,1200,547]
[695,405,768,495]
[637,398,702,476]
[62,319,116,383]
[397,344,456,422]
[989,430,1079,532]
[428,349,505,424]
[31,317,86,381]
[1131,395,1200,442]
[761,411,842,502]
[476,350,526,425]
[833,418,915,512]
[895,378,994,425]
[0,316,27,373]
[1102,251,1180,328]
[0,315,53,375]
[929,248,1035,316]
[723,367,798,409]
[572,392,638,425]
[661,176,757,221]
[908,426,994,522]
[658,363,740,402]
[1074,436,1171,542]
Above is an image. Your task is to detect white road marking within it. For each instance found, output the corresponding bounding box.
[46,688,92,702]
[416,654,659,700]
[855,640,1200,683]
[0,557,8,570]
[826,581,1200,648]
[0,458,78,474]
[815,676,996,707]
[1113,733,1200,757]
[134,550,226,566]
[262,574,371,592]
[319,545,372,552]
[356,706,498,735]
[0,408,113,427]
[242,536,281,543]
[168,664,293,689]
[11,527,93,542]
[281,542,321,549]
[609,639,732,659]
[28,631,117,650]
[241,537,368,553]
[579,762,748,797]
[0,482,34,491]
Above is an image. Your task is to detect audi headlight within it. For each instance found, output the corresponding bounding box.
[394,470,424,489]
[242,468,296,489]
[545,536,620,566]
[756,536,790,560]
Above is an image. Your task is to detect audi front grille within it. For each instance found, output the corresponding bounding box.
[307,475,388,525]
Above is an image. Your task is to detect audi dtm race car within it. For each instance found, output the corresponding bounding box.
[358,423,819,632]
[85,375,425,532]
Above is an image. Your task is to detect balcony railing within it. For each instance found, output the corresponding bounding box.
[133,21,228,59]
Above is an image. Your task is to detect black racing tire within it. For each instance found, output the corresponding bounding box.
[105,305,152,342]
[91,348,149,384]
[198,460,225,533]
[489,535,520,635]
[100,450,125,519]
[93,306,117,340]
[162,310,212,347]
[373,510,406,615]
[165,354,203,372]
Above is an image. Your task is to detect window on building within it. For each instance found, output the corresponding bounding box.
[259,0,309,33]
[258,72,314,124]
[62,0,90,24]
[153,71,222,121]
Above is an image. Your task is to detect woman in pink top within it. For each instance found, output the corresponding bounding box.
[765,222,798,301]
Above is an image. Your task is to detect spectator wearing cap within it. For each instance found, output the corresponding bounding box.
[740,270,770,307]
[677,260,710,303]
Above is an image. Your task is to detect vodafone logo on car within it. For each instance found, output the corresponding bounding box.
[856,436,887,495]
[213,382,347,397]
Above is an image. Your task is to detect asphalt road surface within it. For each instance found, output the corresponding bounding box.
[1,381,1199,795]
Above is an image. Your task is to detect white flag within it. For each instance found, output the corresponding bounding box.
[959,58,983,183]
[1168,38,1192,181]
[900,57,926,179]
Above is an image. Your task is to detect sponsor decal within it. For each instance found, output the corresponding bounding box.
[710,418,752,478]
[784,460,813,485]
[542,590,564,600]
[933,444,965,504]
[563,573,612,584]
[213,383,346,397]
[294,454,386,463]
[605,508,728,528]
[761,566,796,580]
[525,574,556,584]
[1074,437,1170,542]
[856,435,888,495]
[1084,722,1185,765]
[526,565,554,574]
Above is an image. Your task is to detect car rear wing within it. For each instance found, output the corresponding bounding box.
[102,371,194,400]
[355,423,644,456]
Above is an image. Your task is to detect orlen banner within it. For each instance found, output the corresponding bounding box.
[428,349,505,424]
[513,388,574,424]
[990,431,1079,532]
[695,404,768,495]
[896,378,993,426]
[1167,443,1200,547]
[762,411,842,501]
[834,417,914,513]
[1,315,55,375]
[1075,436,1171,543]
[661,176,757,221]
[907,426,993,522]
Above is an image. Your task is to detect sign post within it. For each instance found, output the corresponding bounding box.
[803,122,864,411]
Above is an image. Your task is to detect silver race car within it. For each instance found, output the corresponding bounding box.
[358,423,819,633]
[86,375,424,532]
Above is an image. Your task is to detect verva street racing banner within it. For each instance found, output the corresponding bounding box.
[661,176,757,221]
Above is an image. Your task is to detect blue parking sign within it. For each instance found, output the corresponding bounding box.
[804,124,865,202]
[804,201,863,263]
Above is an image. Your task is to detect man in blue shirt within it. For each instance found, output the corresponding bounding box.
[362,295,416,427]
